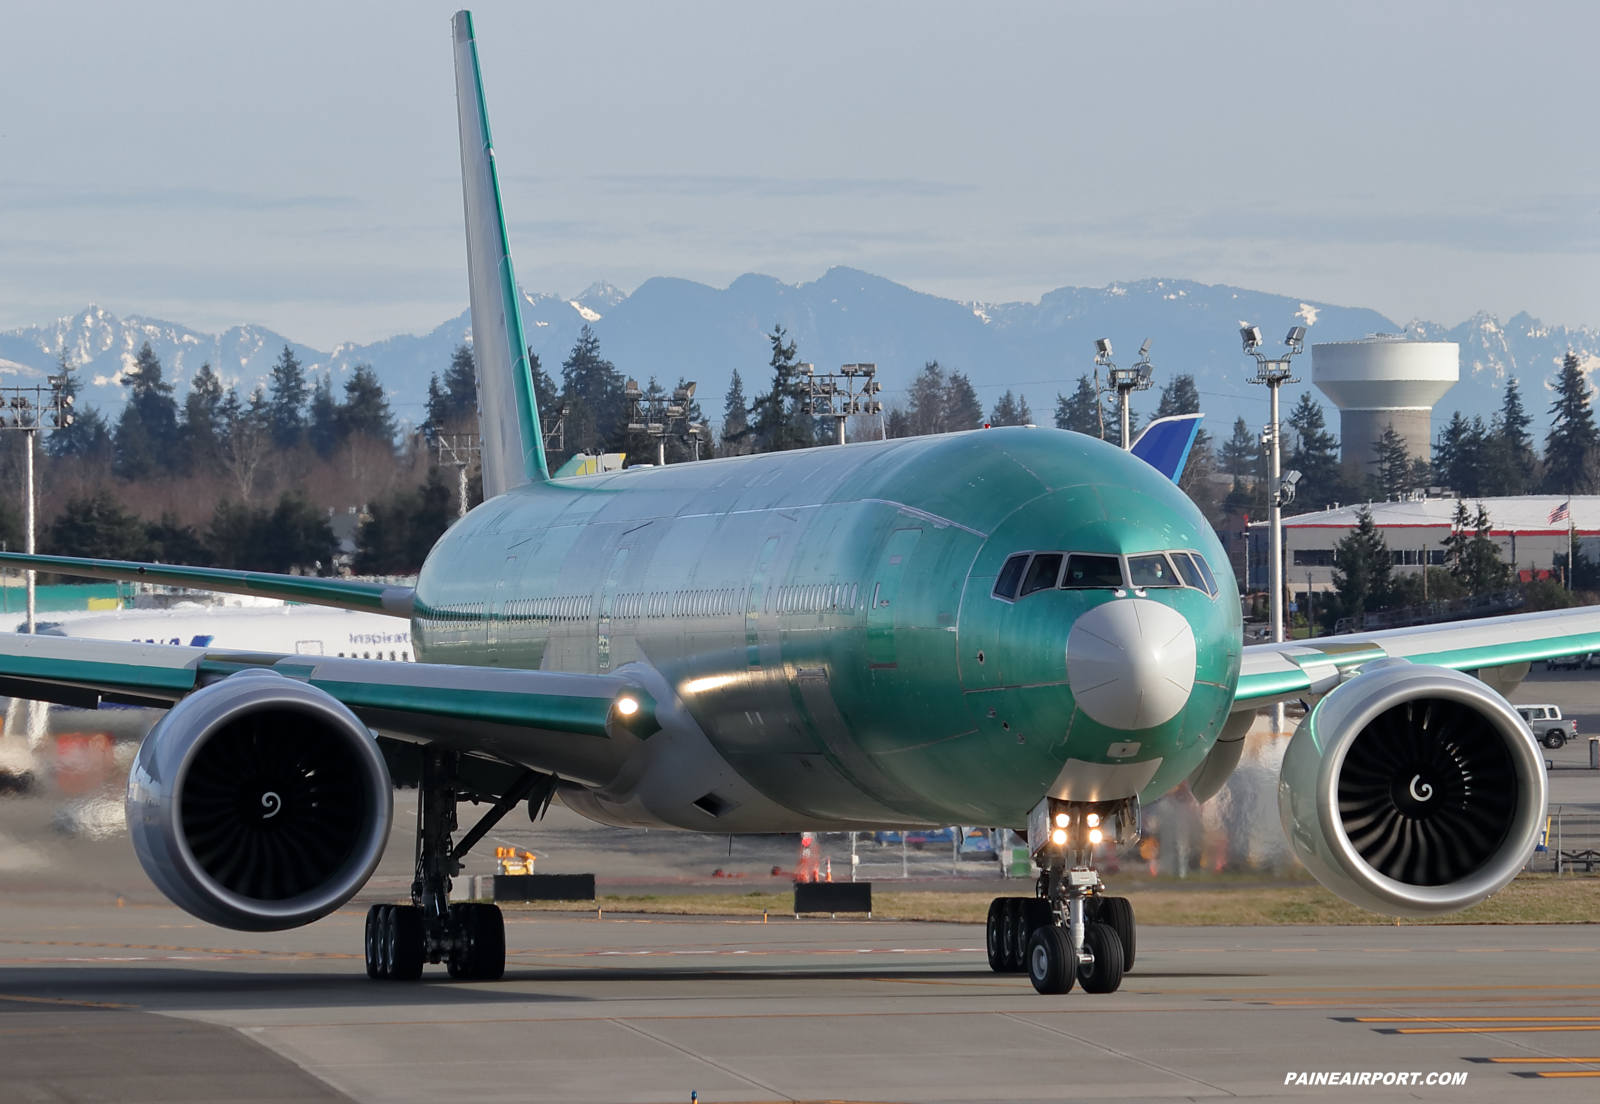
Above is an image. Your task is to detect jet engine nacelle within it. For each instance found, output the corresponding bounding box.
[1278,660,1545,918]
[127,670,392,931]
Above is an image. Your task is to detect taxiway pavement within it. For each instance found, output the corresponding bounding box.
[0,899,1597,1103]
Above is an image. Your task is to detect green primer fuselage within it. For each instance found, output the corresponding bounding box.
[412,427,1241,827]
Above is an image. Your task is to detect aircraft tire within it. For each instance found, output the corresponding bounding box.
[1093,896,1136,971]
[365,904,389,979]
[1015,899,1051,969]
[387,905,426,981]
[448,903,506,981]
[985,898,1007,972]
[1078,922,1124,994]
[1027,926,1074,995]
[999,899,1021,971]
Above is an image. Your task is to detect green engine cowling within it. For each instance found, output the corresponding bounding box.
[1278,660,1546,918]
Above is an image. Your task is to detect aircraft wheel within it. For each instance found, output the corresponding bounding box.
[985,898,1007,973]
[1027,926,1074,995]
[1093,896,1136,971]
[365,904,389,979]
[448,903,506,980]
[1014,899,1050,969]
[1078,921,1124,994]
[386,905,425,981]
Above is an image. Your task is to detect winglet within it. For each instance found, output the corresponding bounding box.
[1130,413,1203,483]
[452,10,547,491]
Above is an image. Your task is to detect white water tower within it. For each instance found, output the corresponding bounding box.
[1310,337,1458,476]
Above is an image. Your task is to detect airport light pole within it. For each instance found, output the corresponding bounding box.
[1093,339,1154,448]
[0,378,74,633]
[1243,325,1306,651]
[803,363,882,445]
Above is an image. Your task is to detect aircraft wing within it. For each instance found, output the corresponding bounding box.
[1231,606,1600,710]
[0,633,658,786]
[0,551,413,618]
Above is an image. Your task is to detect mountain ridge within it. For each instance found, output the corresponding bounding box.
[3,270,1597,440]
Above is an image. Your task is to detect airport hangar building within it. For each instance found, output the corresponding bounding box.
[1245,495,1600,593]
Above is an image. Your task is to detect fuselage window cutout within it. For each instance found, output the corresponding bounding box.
[1061,553,1124,589]
[1190,552,1219,596]
[1019,553,1064,597]
[1172,551,1209,594]
[993,553,1030,601]
[1128,553,1180,588]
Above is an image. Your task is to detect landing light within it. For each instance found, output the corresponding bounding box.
[1086,813,1100,828]
[684,674,738,694]
[1088,828,1104,845]
[1054,812,1070,828]
[1050,828,1068,846]
[615,697,639,716]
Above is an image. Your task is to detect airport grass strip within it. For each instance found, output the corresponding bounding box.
[494,873,1600,925]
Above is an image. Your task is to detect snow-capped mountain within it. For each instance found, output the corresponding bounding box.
[3,271,1594,441]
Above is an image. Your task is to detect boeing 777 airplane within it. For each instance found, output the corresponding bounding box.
[2,10,1594,995]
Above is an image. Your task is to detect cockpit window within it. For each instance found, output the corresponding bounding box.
[1127,553,1180,588]
[1172,552,1208,593]
[1189,552,1218,595]
[993,553,1029,600]
[1061,554,1123,589]
[1019,553,1063,597]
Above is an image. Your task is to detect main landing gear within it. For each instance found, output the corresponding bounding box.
[365,747,552,982]
[985,796,1140,995]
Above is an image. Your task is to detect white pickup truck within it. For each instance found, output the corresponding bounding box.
[1516,705,1578,750]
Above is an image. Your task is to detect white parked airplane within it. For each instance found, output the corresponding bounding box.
[35,606,415,662]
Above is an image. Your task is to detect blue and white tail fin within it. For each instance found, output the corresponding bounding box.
[452,10,547,493]
[1130,413,1203,483]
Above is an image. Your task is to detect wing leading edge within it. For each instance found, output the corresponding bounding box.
[0,551,414,618]
[0,633,658,787]
[1232,605,1600,710]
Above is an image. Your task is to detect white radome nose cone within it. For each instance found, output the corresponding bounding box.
[1066,598,1197,730]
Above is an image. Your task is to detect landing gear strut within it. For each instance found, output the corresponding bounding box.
[365,747,549,981]
[984,797,1140,995]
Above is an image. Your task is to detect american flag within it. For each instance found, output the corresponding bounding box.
[1550,501,1571,524]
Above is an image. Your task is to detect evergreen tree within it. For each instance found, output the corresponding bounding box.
[427,344,480,428]
[181,362,227,471]
[1370,424,1415,500]
[44,491,150,559]
[307,373,341,458]
[560,325,625,453]
[1442,500,1509,594]
[720,368,750,455]
[906,362,946,435]
[114,342,179,479]
[989,390,1032,427]
[1331,505,1393,621]
[267,345,309,448]
[749,325,814,452]
[528,350,558,435]
[1220,416,1260,478]
[943,370,983,432]
[1500,376,1540,493]
[355,468,454,574]
[208,492,334,573]
[337,364,395,443]
[1543,353,1598,494]
[1432,411,1473,493]
[144,512,212,565]
[220,386,272,499]
[1155,374,1219,521]
[1284,392,1342,510]
[1055,375,1102,436]
[43,352,112,461]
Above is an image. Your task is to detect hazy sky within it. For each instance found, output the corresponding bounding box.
[3,1,1597,348]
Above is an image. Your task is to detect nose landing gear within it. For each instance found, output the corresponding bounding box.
[985,796,1141,995]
